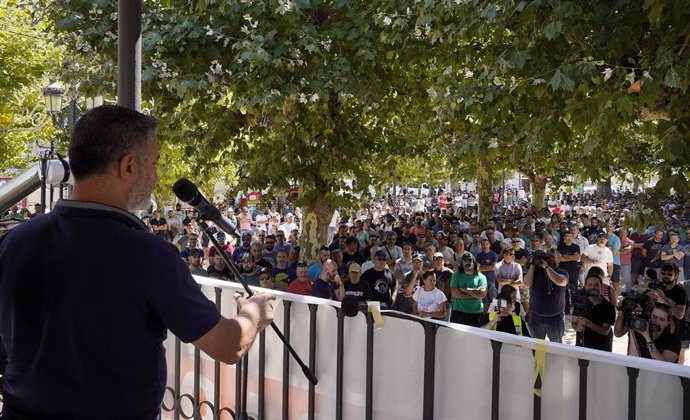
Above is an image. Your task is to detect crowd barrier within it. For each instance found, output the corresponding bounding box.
[162,276,690,420]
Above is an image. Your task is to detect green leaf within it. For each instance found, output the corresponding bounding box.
[548,70,562,91]
[560,72,575,91]
[543,21,562,40]
[615,96,633,116]
[481,4,497,19]
[664,67,682,89]
[512,50,531,69]
[648,2,664,30]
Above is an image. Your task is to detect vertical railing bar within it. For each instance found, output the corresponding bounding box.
[365,312,374,420]
[490,340,503,420]
[336,308,345,420]
[258,331,266,420]
[214,288,222,419]
[422,323,438,420]
[627,367,639,420]
[194,347,201,419]
[308,304,318,420]
[174,337,181,420]
[578,359,590,420]
[282,301,292,420]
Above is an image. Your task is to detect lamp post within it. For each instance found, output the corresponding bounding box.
[40,82,103,210]
[41,81,65,210]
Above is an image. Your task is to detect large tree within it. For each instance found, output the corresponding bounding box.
[42,0,438,260]
[0,0,61,171]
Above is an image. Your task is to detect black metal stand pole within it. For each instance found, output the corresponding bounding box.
[197,219,318,385]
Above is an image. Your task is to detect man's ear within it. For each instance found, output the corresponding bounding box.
[118,153,137,180]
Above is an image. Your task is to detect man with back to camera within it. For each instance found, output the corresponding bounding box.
[0,106,275,419]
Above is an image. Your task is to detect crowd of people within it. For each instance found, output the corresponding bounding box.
[139,188,690,364]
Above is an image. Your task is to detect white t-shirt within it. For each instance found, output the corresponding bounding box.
[413,287,448,313]
[583,244,614,279]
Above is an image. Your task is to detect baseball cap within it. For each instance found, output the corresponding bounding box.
[374,250,387,259]
[349,262,362,272]
[597,232,607,238]
[433,252,444,259]
[412,253,424,261]
[189,248,203,257]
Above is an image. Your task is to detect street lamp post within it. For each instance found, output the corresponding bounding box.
[41,82,65,210]
[40,82,103,210]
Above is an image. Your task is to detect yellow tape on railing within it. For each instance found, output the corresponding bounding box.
[368,302,385,330]
[533,341,547,398]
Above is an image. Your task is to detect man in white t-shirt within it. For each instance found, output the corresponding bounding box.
[581,232,614,284]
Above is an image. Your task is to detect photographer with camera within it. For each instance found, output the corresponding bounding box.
[524,249,569,342]
[614,300,681,363]
[571,274,616,352]
[645,263,687,322]
[481,285,530,336]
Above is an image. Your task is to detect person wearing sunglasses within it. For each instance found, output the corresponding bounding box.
[644,263,687,322]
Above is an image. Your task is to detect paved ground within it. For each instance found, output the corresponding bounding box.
[562,314,628,354]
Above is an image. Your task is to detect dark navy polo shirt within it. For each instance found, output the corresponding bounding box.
[0,200,221,419]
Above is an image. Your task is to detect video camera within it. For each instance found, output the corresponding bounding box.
[530,250,550,267]
[570,288,598,316]
[620,290,652,333]
[645,268,664,291]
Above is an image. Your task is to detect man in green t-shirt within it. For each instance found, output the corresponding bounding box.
[450,252,488,327]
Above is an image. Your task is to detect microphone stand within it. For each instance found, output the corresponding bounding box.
[197,218,318,385]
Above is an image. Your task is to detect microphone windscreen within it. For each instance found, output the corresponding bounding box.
[341,295,360,317]
[173,178,198,203]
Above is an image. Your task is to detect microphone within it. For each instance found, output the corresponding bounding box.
[172,178,240,240]
[341,295,387,317]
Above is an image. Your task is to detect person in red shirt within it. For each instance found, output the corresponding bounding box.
[287,264,313,296]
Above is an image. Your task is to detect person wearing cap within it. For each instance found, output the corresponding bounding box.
[187,248,208,277]
[258,267,275,289]
[431,251,454,321]
[398,253,425,313]
[239,252,260,286]
[232,232,253,263]
[361,249,396,305]
[436,232,456,266]
[209,232,234,258]
[450,252,488,327]
[341,262,372,303]
[581,232,615,287]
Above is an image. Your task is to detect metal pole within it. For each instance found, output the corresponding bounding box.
[118,0,142,111]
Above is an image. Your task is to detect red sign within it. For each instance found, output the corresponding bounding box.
[248,192,261,205]
[438,195,447,209]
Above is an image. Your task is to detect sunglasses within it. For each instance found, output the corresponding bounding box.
[265,241,275,245]
[259,276,271,281]
[512,240,520,243]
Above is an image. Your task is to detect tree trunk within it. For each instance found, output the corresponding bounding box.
[597,177,612,196]
[476,154,493,226]
[299,192,333,264]
[527,173,547,211]
[631,176,640,193]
